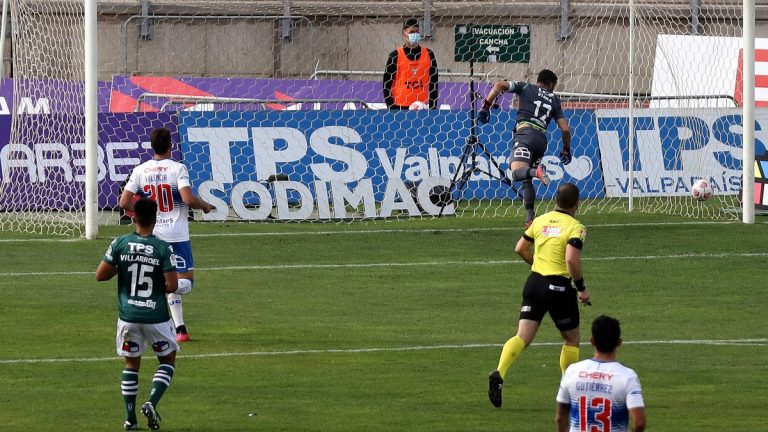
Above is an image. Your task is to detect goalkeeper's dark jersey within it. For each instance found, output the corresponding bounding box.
[509,81,564,132]
[102,233,176,324]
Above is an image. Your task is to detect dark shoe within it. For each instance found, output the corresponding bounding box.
[141,402,161,430]
[488,370,504,408]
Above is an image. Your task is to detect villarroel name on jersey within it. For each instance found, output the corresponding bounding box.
[120,254,161,266]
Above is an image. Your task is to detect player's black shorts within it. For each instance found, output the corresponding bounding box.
[510,127,547,168]
[519,272,579,331]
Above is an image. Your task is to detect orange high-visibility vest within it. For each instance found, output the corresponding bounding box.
[392,46,431,107]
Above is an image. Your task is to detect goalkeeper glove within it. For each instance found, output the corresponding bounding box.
[559,148,572,165]
[478,99,493,124]
[478,108,490,124]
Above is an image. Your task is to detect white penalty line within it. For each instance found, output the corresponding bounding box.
[0,220,759,243]
[1,338,765,365]
[2,252,767,277]
[189,221,748,238]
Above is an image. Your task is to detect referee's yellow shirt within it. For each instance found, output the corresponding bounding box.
[523,209,586,277]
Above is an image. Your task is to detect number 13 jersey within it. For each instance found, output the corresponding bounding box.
[125,159,191,243]
[556,359,645,432]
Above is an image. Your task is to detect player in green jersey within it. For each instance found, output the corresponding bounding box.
[97,198,179,431]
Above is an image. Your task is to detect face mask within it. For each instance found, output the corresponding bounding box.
[407,33,421,45]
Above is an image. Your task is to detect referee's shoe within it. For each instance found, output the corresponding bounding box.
[488,370,504,407]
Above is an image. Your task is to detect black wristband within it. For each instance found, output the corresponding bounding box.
[574,278,586,292]
[481,99,493,110]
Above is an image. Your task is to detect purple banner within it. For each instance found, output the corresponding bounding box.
[0,78,113,114]
[0,113,176,210]
[0,76,512,114]
[109,75,503,112]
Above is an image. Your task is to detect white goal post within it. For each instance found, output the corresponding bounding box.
[0,0,760,237]
[743,0,756,224]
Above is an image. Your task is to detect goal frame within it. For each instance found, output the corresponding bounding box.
[77,0,758,238]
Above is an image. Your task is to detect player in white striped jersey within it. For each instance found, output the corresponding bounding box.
[120,127,214,343]
[556,315,646,432]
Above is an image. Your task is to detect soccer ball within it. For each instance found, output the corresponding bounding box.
[409,101,428,111]
[691,179,714,201]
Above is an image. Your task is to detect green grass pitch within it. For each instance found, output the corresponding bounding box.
[0,211,766,431]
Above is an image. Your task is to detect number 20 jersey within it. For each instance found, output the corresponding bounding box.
[125,159,191,242]
[556,359,645,432]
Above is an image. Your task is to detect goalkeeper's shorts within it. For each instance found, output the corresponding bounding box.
[510,128,547,168]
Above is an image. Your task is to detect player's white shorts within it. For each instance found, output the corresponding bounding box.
[115,318,180,357]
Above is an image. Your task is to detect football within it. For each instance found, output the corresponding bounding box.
[691,179,714,201]
[408,100,428,110]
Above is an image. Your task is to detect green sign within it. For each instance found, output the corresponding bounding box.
[454,24,531,63]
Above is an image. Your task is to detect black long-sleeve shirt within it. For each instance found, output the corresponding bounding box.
[382,45,439,109]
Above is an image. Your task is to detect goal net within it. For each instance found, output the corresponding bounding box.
[0,0,753,236]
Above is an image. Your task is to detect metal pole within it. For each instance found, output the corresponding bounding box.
[558,0,570,40]
[690,0,700,35]
[281,0,292,39]
[139,0,151,40]
[743,0,755,223]
[85,0,99,239]
[422,0,433,39]
[0,0,8,81]
[628,0,635,212]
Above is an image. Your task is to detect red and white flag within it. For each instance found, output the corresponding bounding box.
[735,48,768,107]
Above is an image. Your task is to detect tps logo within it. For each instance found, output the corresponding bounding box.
[596,111,759,197]
[182,125,457,220]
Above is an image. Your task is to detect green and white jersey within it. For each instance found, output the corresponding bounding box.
[102,232,176,324]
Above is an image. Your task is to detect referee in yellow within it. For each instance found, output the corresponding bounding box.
[488,182,591,408]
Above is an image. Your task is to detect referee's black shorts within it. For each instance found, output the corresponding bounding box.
[519,272,579,331]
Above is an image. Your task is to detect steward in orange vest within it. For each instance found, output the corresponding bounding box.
[383,18,439,110]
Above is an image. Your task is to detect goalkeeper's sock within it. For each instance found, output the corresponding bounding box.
[121,368,139,424]
[521,180,535,221]
[511,167,536,182]
[167,293,184,328]
[560,345,580,374]
[148,363,175,408]
[497,336,526,378]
